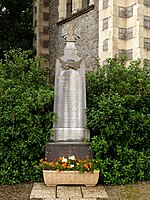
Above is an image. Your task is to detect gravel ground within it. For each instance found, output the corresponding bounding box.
[106,181,150,200]
[0,182,33,200]
[0,181,149,200]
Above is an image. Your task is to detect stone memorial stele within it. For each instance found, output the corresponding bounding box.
[45,23,92,160]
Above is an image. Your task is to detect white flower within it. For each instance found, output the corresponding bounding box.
[70,164,74,168]
[68,155,75,160]
[2,7,6,12]
[62,156,67,163]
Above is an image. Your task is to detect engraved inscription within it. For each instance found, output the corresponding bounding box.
[56,70,83,128]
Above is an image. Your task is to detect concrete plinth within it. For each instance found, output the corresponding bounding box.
[51,128,90,142]
[45,142,93,161]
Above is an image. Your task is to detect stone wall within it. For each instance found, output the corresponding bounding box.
[49,0,99,75]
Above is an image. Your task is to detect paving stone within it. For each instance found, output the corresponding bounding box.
[30,183,56,199]
[81,185,109,199]
[71,198,97,200]
[44,199,69,200]
[71,198,107,200]
[30,183,109,200]
[32,182,56,190]
[57,186,82,198]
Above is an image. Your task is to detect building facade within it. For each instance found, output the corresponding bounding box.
[33,0,150,71]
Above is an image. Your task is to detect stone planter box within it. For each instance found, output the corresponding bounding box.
[43,170,99,186]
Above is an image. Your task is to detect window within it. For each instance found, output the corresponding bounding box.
[119,6,133,18]
[58,0,94,23]
[144,38,150,49]
[103,39,108,51]
[67,0,72,18]
[82,0,89,9]
[119,49,133,60]
[103,18,109,30]
[144,16,150,29]
[144,0,150,7]
[103,0,108,9]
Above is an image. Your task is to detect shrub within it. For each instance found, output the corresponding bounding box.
[0,49,55,184]
[86,58,150,184]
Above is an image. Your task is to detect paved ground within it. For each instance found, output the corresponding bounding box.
[0,181,150,200]
[30,183,108,199]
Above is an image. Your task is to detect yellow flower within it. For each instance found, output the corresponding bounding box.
[94,169,99,173]
[55,162,59,166]
[56,169,60,172]
[49,162,54,167]
[89,162,92,169]
[40,159,43,163]
[84,164,89,169]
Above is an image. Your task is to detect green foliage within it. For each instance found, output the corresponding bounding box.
[0,49,55,184]
[0,0,33,59]
[86,58,150,184]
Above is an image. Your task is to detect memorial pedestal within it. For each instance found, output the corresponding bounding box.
[45,24,92,161]
[51,128,90,142]
[45,142,93,161]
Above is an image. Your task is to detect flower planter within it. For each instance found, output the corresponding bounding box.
[43,170,99,186]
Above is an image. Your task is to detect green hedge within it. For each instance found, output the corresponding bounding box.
[86,58,150,184]
[0,49,55,184]
[1,50,150,185]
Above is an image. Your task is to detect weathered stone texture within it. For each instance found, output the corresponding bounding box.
[49,0,99,74]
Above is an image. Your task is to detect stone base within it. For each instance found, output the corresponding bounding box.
[45,142,93,161]
[51,128,90,142]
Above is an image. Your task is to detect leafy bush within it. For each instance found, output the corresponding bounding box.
[86,58,150,184]
[0,49,55,184]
